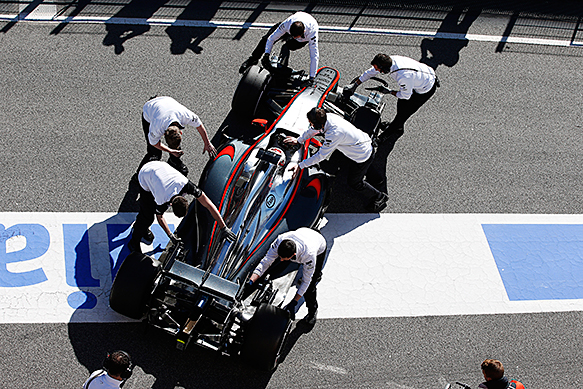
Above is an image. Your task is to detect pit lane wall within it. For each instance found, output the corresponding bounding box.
[0,212,582,323]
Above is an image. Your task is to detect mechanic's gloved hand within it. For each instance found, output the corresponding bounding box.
[301,77,314,88]
[222,227,237,242]
[284,299,298,320]
[169,233,182,245]
[343,83,357,96]
[366,85,391,94]
[261,53,271,69]
[246,279,254,287]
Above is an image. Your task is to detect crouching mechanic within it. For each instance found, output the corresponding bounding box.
[478,359,525,389]
[248,227,327,326]
[239,11,319,80]
[286,107,388,213]
[83,350,133,389]
[129,160,235,253]
[343,54,438,145]
[138,96,217,176]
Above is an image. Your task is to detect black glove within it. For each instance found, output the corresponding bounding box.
[169,233,182,245]
[246,279,254,287]
[301,77,314,88]
[261,53,271,69]
[284,299,298,320]
[366,85,392,94]
[342,83,357,96]
[222,227,237,242]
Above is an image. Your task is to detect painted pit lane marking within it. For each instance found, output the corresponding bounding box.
[1,212,583,323]
[1,12,582,48]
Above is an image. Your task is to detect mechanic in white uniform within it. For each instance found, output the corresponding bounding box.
[344,54,439,145]
[286,107,389,213]
[129,160,234,253]
[137,96,217,176]
[83,351,132,389]
[249,227,327,326]
[239,11,319,79]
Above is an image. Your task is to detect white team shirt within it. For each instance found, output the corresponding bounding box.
[358,55,436,100]
[265,12,319,78]
[142,96,202,146]
[297,113,373,169]
[82,370,122,389]
[253,227,326,296]
[138,161,188,206]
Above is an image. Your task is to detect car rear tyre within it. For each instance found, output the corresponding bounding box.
[232,65,271,118]
[241,303,291,371]
[109,252,160,320]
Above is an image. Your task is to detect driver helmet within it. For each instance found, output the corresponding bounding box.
[268,147,286,167]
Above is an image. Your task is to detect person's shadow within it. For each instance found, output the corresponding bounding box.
[420,6,481,70]
[165,2,221,55]
[103,0,169,54]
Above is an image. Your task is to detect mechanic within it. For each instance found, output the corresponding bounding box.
[344,54,439,145]
[286,107,389,213]
[249,227,327,326]
[239,11,319,79]
[137,96,217,177]
[478,359,525,389]
[82,350,133,389]
[129,160,235,253]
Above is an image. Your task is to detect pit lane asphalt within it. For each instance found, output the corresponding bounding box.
[1,2,583,388]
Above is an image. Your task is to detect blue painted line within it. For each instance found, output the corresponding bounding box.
[482,224,583,301]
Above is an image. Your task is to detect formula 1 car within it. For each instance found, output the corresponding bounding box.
[109,59,388,371]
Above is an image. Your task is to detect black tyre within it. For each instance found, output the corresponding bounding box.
[241,303,291,371]
[109,252,160,319]
[232,65,271,118]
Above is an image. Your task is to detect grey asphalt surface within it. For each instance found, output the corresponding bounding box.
[1,1,583,388]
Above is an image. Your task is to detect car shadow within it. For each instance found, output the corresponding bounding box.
[69,321,275,388]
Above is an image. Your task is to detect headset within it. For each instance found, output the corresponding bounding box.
[103,350,133,380]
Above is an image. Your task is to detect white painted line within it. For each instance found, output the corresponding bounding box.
[0,13,581,48]
[1,212,583,323]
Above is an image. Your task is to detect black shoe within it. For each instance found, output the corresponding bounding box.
[366,192,388,213]
[141,229,154,245]
[378,127,404,145]
[379,120,391,132]
[303,310,317,326]
[128,240,142,254]
[239,57,258,74]
[367,177,386,193]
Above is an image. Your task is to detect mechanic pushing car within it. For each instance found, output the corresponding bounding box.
[239,11,319,79]
[137,96,217,177]
[287,107,389,213]
[128,160,235,253]
[343,54,439,145]
[248,227,327,326]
